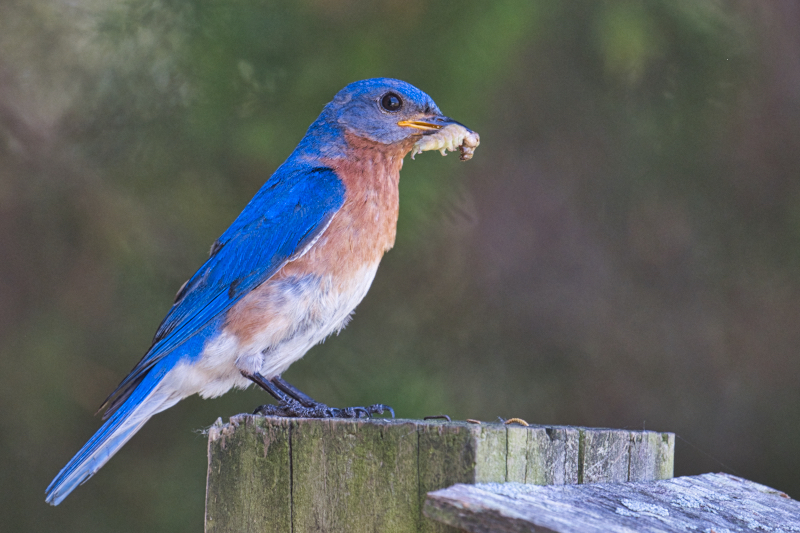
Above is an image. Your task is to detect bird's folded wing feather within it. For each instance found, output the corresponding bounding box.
[100,165,345,416]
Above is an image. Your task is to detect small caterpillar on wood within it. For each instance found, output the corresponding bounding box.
[410,124,480,161]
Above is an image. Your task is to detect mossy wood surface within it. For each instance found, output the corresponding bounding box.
[205,416,674,533]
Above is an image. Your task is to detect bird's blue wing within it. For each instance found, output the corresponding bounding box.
[101,165,345,416]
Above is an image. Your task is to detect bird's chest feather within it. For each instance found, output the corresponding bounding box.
[287,134,408,282]
[200,136,408,384]
[276,135,406,301]
[176,263,380,399]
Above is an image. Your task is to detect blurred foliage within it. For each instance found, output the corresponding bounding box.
[2,0,800,531]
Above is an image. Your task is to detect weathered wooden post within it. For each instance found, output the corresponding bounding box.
[204,415,673,532]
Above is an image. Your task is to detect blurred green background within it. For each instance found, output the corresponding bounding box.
[2,0,799,530]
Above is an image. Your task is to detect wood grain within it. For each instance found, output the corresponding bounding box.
[424,473,798,533]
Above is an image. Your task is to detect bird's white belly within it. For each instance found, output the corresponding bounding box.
[159,262,380,400]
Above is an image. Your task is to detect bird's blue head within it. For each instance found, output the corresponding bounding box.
[296,78,462,158]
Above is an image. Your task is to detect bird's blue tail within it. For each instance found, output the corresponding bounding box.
[45,363,178,505]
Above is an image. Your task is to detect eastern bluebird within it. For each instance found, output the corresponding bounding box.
[46,78,478,505]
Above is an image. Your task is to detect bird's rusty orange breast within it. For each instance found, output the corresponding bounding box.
[224,134,416,344]
[280,132,416,282]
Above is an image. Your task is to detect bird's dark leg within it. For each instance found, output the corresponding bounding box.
[242,371,394,419]
[271,376,318,407]
[245,371,289,402]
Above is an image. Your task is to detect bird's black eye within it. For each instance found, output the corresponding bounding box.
[380,92,402,112]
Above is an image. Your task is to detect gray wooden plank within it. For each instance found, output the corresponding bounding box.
[473,423,508,483]
[424,473,800,533]
[580,428,631,483]
[417,420,507,533]
[205,415,292,533]
[511,426,581,485]
[505,425,528,483]
[291,418,420,533]
[561,427,581,485]
[628,431,674,482]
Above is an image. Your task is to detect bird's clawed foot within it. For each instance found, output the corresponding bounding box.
[243,371,394,419]
[253,399,335,418]
[253,400,394,419]
[362,404,395,418]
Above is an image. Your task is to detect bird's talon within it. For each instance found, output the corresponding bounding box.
[365,404,395,418]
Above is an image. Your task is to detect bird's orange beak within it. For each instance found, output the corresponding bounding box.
[397,119,443,131]
[398,115,467,134]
